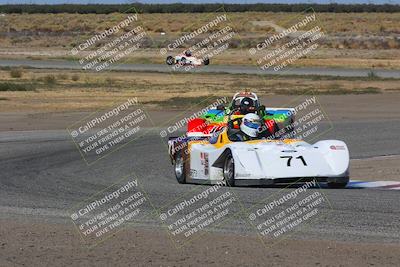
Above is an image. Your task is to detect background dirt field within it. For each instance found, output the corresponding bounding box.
[0,68,399,112]
[1,12,399,69]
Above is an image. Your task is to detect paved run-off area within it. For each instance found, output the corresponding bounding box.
[0,93,399,266]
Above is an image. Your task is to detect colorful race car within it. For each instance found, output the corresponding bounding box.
[166,50,210,66]
[168,117,350,188]
[187,92,295,138]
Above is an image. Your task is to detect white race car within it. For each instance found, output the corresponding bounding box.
[166,50,209,66]
[168,121,349,188]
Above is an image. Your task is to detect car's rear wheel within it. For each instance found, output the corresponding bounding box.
[286,118,295,136]
[166,56,174,65]
[204,58,210,65]
[174,152,186,184]
[271,120,279,137]
[180,57,187,65]
[223,151,235,186]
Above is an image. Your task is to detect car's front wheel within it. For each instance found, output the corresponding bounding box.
[174,152,186,184]
[166,56,174,65]
[327,182,348,189]
[223,151,235,186]
[327,177,349,189]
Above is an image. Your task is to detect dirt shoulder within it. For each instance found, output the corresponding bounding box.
[0,218,399,267]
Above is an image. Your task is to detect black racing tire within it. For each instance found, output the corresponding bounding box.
[286,118,295,135]
[327,182,348,189]
[174,151,186,184]
[166,56,174,65]
[223,151,235,187]
[203,58,210,65]
[180,57,187,65]
[327,177,349,189]
[272,121,279,136]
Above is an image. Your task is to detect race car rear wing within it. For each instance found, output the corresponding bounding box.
[264,107,295,122]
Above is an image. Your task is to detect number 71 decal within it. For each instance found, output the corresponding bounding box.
[280,155,307,166]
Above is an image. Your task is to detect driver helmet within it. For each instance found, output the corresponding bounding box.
[240,113,261,138]
[185,50,192,57]
[239,97,256,115]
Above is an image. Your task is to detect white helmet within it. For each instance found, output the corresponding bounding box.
[240,113,261,138]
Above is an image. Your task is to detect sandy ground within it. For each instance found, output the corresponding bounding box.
[1,218,399,267]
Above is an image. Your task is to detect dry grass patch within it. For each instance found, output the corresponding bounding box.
[0,68,398,112]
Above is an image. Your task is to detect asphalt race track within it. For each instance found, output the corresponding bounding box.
[0,58,400,78]
[1,119,400,244]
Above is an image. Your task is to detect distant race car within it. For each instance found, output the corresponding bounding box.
[187,92,295,138]
[168,124,350,188]
[166,50,210,66]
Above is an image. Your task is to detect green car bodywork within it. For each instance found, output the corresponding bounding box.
[200,107,294,129]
